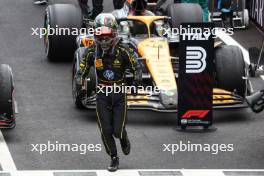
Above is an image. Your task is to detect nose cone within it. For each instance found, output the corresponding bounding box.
[160,90,178,109]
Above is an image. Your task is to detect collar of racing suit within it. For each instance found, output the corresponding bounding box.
[94,38,121,58]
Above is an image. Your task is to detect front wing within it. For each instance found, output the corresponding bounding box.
[82,88,248,112]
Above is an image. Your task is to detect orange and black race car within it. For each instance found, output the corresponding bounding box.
[72,15,254,112]
[43,2,262,113]
[0,64,16,128]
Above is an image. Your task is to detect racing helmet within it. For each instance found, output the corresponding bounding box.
[126,0,147,15]
[94,13,118,51]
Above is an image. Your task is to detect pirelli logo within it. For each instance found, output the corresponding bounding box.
[186,46,207,74]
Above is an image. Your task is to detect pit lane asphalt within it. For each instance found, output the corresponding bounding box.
[0,0,264,170]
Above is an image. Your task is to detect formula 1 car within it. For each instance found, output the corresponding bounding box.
[72,14,252,112]
[44,2,253,112]
[0,64,16,128]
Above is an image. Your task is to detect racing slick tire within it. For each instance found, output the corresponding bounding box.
[215,45,246,97]
[0,64,15,128]
[166,3,203,28]
[44,4,82,62]
[72,48,96,109]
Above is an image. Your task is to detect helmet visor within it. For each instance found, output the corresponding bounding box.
[95,27,116,50]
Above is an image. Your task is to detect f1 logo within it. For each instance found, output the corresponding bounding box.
[182,110,210,119]
[186,46,207,73]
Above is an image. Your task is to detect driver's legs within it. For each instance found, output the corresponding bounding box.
[78,0,103,19]
[92,0,103,19]
[96,92,118,157]
[78,0,90,18]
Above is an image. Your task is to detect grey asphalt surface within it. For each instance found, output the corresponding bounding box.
[0,0,264,170]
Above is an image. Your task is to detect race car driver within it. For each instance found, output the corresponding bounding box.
[181,0,209,22]
[79,13,141,172]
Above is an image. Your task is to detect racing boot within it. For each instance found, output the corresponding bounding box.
[120,134,131,155]
[108,156,119,172]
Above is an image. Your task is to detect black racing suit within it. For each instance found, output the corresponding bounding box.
[80,43,140,157]
[78,0,126,19]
